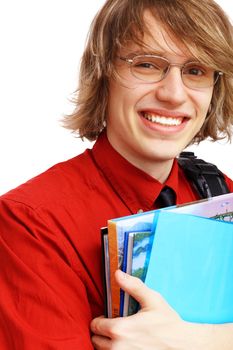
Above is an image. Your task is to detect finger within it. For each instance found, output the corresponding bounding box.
[115,269,165,310]
[90,315,117,337]
[91,334,111,350]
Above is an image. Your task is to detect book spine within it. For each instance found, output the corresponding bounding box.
[108,221,121,317]
[101,227,112,317]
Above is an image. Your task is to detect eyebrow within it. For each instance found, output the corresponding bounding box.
[126,49,165,57]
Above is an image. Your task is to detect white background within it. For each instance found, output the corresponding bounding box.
[0,0,232,195]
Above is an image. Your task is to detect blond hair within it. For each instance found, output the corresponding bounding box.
[64,0,233,143]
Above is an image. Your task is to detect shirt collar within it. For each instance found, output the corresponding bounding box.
[91,131,179,214]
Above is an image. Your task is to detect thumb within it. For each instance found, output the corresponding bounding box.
[115,269,163,310]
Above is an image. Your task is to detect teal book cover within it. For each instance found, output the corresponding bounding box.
[145,211,233,323]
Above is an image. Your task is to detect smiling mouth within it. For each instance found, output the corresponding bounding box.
[142,112,186,126]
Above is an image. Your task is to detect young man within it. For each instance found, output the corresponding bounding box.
[0,0,233,349]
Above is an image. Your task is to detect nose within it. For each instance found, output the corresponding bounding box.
[154,66,188,106]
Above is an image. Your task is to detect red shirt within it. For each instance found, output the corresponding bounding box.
[0,131,233,349]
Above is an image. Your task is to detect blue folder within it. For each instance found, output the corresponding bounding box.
[145,211,233,323]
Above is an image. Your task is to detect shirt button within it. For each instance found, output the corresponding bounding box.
[137,209,143,213]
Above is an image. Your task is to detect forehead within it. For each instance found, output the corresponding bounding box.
[130,10,195,60]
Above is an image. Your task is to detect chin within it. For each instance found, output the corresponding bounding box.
[144,144,183,161]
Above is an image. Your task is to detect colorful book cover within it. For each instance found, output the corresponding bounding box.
[145,211,233,323]
[121,230,153,316]
[167,192,233,219]
[126,230,154,316]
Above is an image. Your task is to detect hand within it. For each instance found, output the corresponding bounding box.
[90,270,209,350]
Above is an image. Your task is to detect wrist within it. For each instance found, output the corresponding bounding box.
[183,321,214,350]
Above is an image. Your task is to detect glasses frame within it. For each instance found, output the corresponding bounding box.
[119,55,223,89]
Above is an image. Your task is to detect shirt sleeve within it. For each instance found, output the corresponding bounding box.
[0,198,94,350]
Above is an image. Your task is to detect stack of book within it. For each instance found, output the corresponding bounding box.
[102,192,233,323]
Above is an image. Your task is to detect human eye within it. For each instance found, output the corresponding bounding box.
[130,55,164,81]
[183,63,207,77]
[134,60,160,71]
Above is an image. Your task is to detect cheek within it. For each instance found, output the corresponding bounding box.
[195,90,213,116]
[109,87,142,118]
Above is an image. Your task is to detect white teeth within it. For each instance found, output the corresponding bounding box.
[144,113,183,126]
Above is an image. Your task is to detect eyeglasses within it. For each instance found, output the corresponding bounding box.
[119,55,223,89]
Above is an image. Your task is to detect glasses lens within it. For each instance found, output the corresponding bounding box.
[182,62,216,88]
[131,56,168,82]
[129,55,219,88]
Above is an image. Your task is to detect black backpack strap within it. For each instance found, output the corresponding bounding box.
[177,151,230,199]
